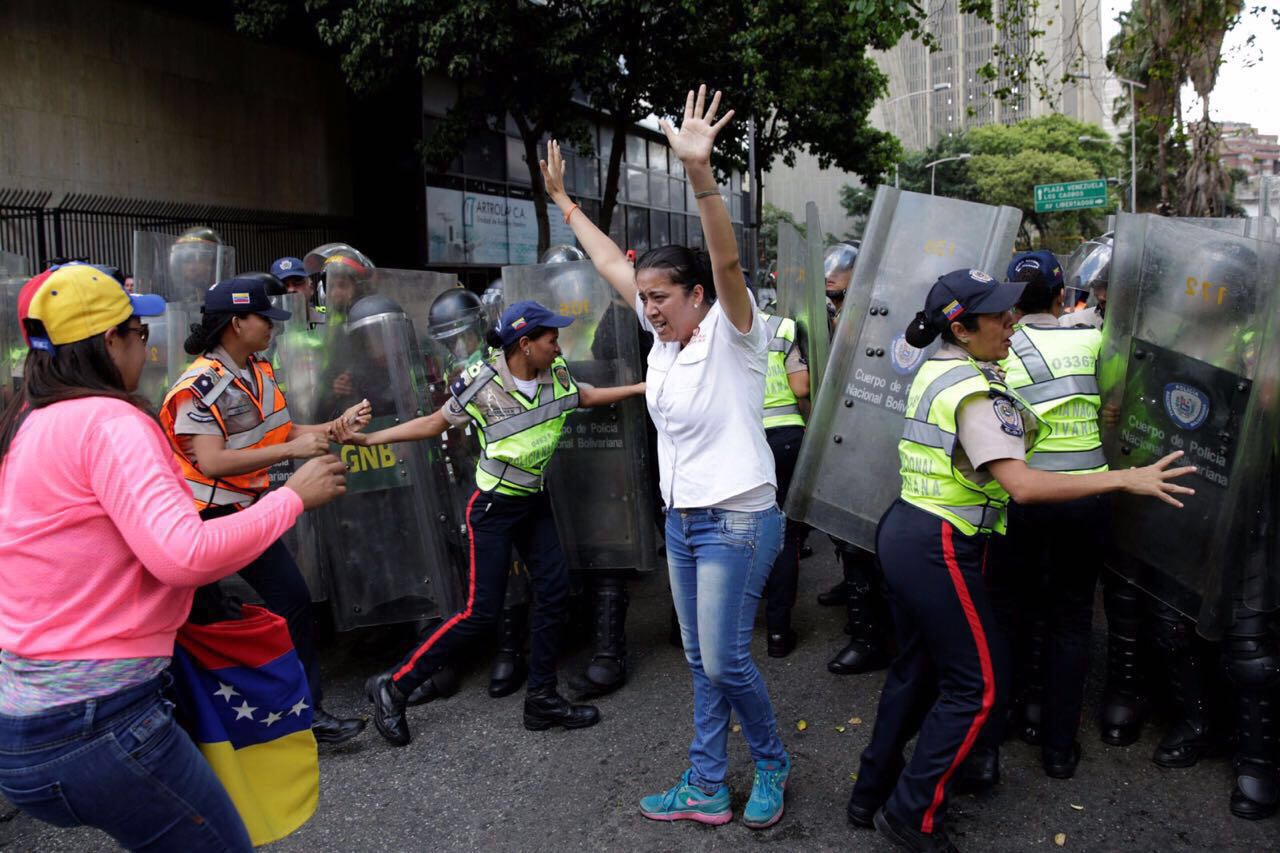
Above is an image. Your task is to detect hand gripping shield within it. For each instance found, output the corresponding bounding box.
[1100,213,1280,636]
[502,260,658,573]
[785,187,1020,549]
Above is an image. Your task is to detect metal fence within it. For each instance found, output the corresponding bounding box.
[0,189,354,277]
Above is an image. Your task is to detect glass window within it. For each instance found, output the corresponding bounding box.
[733,223,745,257]
[687,216,704,248]
[579,156,601,198]
[626,134,647,165]
[599,125,614,161]
[731,171,741,192]
[670,156,685,178]
[731,193,742,221]
[506,137,530,185]
[608,204,627,248]
[462,130,506,182]
[627,206,650,253]
[625,166,648,204]
[670,214,687,246]
[580,198,601,226]
[648,140,668,173]
[649,210,670,247]
[649,172,669,208]
[669,178,685,211]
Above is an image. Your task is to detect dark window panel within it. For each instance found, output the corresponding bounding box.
[625,166,648,204]
[670,213,687,246]
[649,172,669,208]
[627,206,650,253]
[626,134,646,165]
[649,210,670,247]
[608,203,627,248]
[669,178,685,211]
[648,140,668,174]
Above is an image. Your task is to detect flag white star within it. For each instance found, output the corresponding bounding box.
[263,711,283,727]
[233,701,258,721]
[213,682,239,702]
[289,699,310,717]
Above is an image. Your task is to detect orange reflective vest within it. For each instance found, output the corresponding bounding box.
[160,354,293,511]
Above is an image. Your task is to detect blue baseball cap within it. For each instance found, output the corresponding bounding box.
[496,300,574,347]
[271,257,308,281]
[202,273,292,320]
[1006,250,1063,291]
[905,268,1025,347]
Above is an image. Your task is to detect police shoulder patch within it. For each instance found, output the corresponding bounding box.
[553,364,571,390]
[449,375,470,398]
[992,396,1024,437]
[191,371,217,400]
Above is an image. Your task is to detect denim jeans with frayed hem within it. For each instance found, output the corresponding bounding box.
[667,505,786,790]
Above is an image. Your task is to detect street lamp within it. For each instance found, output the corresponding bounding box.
[1069,72,1147,211]
[925,153,971,195]
[885,83,953,186]
[1078,135,1118,210]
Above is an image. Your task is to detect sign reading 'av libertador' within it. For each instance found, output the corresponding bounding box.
[1034,179,1108,213]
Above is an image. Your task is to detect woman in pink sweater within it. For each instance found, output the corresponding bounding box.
[0,264,345,851]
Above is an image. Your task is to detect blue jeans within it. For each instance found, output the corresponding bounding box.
[0,675,251,851]
[667,505,786,790]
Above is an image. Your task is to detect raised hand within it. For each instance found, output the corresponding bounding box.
[540,139,569,203]
[340,398,372,429]
[658,84,735,169]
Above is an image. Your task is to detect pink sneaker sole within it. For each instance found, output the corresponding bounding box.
[640,808,733,826]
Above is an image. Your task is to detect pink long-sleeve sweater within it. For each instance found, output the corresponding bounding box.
[0,396,302,660]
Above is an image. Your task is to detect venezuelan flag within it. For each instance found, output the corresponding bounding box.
[171,605,319,846]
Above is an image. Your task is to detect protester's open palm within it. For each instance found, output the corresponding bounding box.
[659,84,734,169]
[540,140,568,200]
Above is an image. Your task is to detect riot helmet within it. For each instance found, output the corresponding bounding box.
[304,243,374,316]
[428,287,489,365]
[168,226,224,295]
[540,244,586,264]
[823,243,859,303]
[1063,233,1112,308]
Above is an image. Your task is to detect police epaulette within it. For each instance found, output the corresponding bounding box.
[451,361,498,407]
[191,366,235,408]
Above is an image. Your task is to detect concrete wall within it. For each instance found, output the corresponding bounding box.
[0,0,353,214]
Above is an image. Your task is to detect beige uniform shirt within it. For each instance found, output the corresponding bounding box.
[934,343,1036,486]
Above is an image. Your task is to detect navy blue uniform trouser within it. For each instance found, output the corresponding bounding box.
[764,425,805,629]
[852,499,1007,835]
[197,507,322,705]
[985,495,1107,753]
[390,489,570,695]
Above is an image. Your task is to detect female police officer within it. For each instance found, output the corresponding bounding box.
[847,268,1197,853]
[160,273,371,745]
[349,299,645,745]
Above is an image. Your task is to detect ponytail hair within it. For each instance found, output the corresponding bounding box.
[184,311,236,355]
[635,245,716,303]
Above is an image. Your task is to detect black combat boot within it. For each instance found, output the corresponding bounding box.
[406,665,460,706]
[828,553,889,675]
[1226,623,1279,819]
[580,580,629,697]
[1099,578,1147,746]
[523,685,601,731]
[311,707,367,745]
[953,746,1000,794]
[365,671,411,747]
[1153,644,1215,768]
[489,603,528,698]
[817,578,848,607]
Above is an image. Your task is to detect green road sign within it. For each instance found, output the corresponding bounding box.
[1034,179,1108,213]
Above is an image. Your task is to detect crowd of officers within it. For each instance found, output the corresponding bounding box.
[2,207,1272,852]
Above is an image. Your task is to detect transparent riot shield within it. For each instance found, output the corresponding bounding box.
[0,255,28,407]
[774,203,831,403]
[786,187,1021,549]
[1180,216,1277,243]
[319,298,461,630]
[503,260,659,574]
[132,231,236,406]
[1100,213,1280,636]
[262,292,330,602]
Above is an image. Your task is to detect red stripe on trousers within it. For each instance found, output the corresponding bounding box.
[921,521,996,834]
[394,489,482,682]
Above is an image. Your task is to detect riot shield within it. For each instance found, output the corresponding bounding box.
[131,231,236,406]
[1100,213,1280,636]
[503,260,659,574]
[0,254,29,406]
[774,205,831,402]
[786,187,1021,548]
[262,292,330,602]
[319,294,461,630]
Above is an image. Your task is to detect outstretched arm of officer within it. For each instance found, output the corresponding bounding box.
[659,85,753,335]
[294,398,372,439]
[331,409,450,447]
[191,431,331,479]
[578,382,645,409]
[986,450,1197,508]
[542,140,637,306]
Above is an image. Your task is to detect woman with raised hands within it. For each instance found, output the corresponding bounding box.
[543,85,790,830]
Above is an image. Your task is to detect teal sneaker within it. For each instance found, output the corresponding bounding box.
[742,752,790,829]
[639,769,732,825]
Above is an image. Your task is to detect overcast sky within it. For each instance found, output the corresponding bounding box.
[1101,1,1280,137]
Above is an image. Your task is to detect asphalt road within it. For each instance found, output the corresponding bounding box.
[3,548,1277,851]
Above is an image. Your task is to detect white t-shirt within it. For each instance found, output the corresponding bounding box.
[638,296,777,511]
